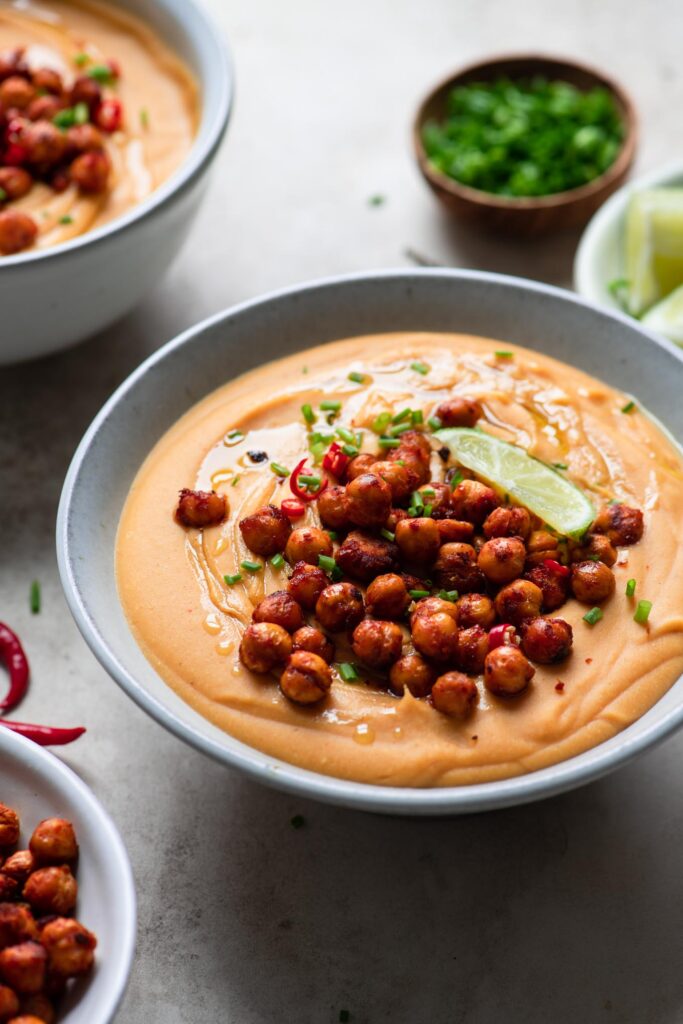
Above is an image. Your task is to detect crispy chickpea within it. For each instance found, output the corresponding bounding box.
[345,453,377,481]
[285,526,332,566]
[316,485,351,531]
[0,985,19,1020]
[388,653,436,697]
[477,536,526,586]
[457,625,489,674]
[291,626,334,664]
[0,167,32,200]
[239,622,292,674]
[252,590,304,633]
[345,473,392,528]
[0,48,26,81]
[30,68,62,95]
[450,480,500,525]
[418,482,451,518]
[28,822,77,867]
[431,672,478,717]
[570,560,615,604]
[280,651,332,705]
[0,76,34,109]
[434,397,482,428]
[26,95,62,121]
[437,519,475,544]
[21,122,66,166]
[69,150,111,193]
[368,461,412,503]
[572,533,617,567]
[8,1016,45,1024]
[484,646,535,697]
[592,503,644,546]
[0,942,46,994]
[525,561,569,612]
[336,530,398,581]
[388,431,431,488]
[410,597,458,627]
[411,611,459,664]
[66,123,104,155]
[69,76,101,113]
[351,620,403,669]
[239,504,291,557]
[395,517,441,565]
[315,582,364,632]
[520,617,573,664]
[483,505,532,541]
[525,529,560,568]
[455,593,495,629]
[433,542,484,594]
[385,507,409,532]
[287,561,327,610]
[1,851,34,885]
[0,211,37,255]
[19,993,55,1024]
[365,574,410,619]
[494,579,543,625]
[0,806,19,849]
[41,918,96,977]
[23,867,77,917]
[175,488,226,529]
[0,905,38,949]
[0,877,17,901]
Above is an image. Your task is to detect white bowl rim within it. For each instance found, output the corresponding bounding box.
[57,268,683,815]
[0,723,136,1021]
[0,0,233,271]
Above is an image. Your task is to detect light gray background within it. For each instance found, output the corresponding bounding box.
[1,1,682,1021]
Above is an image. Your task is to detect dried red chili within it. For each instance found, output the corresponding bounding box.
[280,498,306,519]
[0,622,29,713]
[289,458,328,502]
[322,442,350,481]
[543,558,570,577]
[0,720,85,746]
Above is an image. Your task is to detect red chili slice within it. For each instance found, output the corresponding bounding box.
[281,498,305,519]
[0,720,85,746]
[488,623,519,651]
[0,623,29,714]
[543,558,570,578]
[4,143,27,166]
[322,442,350,481]
[290,458,328,502]
[95,98,123,132]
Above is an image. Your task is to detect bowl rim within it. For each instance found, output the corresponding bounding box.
[57,268,683,816]
[413,51,638,211]
[0,0,233,271]
[0,724,136,1022]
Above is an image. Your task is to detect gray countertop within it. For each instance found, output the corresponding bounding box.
[1,0,682,1021]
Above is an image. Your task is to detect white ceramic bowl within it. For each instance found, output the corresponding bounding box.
[57,270,683,816]
[0,0,232,365]
[0,725,135,1022]
[574,160,683,311]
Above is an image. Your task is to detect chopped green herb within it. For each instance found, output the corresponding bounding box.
[326,530,338,541]
[309,441,326,464]
[389,421,414,438]
[53,107,80,129]
[230,475,240,486]
[336,426,357,445]
[395,459,405,466]
[621,400,636,414]
[338,663,359,682]
[320,400,342,412]
[409,589,430,599]
[74,101,89,124]
[240,560,262,573]
[58,215,74,225]
[290,815,306,829]
[368,194,385,206]
[586,554,601,562]
[270,553,285,569]
[411,409,424,425]
[270,462,290,478]
[427,416,442,431]
[140,108,150,129]
[437,589,459,602]
[608,498,621,506]
[421,488,435,498]
[87,63,116,85]
[423,504,433,517]
[625,578,636,597]
[302,366,309,374]
[74,52,90,66]
[583,607,603,626]
[494,350,513,358]
[224,573,242,585]
[372,412,392,434]
[301,403,316,424]
[380,528,395,542]
[226,429,244,441]
[0,188,7,202]
[348,371,366,384]
[450,471,464,490]
[378,437,400,448]
[553,462,568,470]
[341,444,359,457]
[634,599,652,625]
[298,474,321,487]
[409,491,425,514]
[30,580,41,615]
[318,554,338,574]
[392,408,412,425]
[410,361,429,375]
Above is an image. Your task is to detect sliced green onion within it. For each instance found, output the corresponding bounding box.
[230,475,241,486]
[421,488,435,498]
[410,361,429,375]
[372,412,392,434]
[74,52,90,66]
[437,589,459,602]
[389,422,413,438]
[226,429,244,441]
[494,350,513,358]
[309,441,326,464]
[380,528,395,541]
[336,426,357,445]
[74,101,89,124]
[427,416,442,431]
[298,474,321,487]
[625,578,636,597]
[301,403,316,424]
[140,108,150,128]
[391,408,412,425]
[378,437,400,448]
[450,471,464,490]
[326,530,338,541]
[553,462,568,470]
[411,409,424,425]
[341,444,359,457]
[409,589,430,599]
[30,580,41,614]
[58,215,74,225]
[423,504,433,517]
[621,400,636,414]
[409,491,425,513]
[240,560,262,573]
[224,572,242,585]
[270,462,290,478]
[338,663,360,682]
[290,815,306,829]
[583,607,603,626]
[87,63,116,84]
[270,554,285,569]
[318,554,337,573]
[0,188,7,202]
[634,599,652,624]
[348,371,366,384]
[320,400,342,412]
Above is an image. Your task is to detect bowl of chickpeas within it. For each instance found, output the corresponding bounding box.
[0,724,135,1022]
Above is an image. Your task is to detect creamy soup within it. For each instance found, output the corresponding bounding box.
[116,334,683,787]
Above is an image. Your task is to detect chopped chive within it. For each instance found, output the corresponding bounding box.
[320,400,342,412]
[421,488,435,498]
[74,52,90,66]
[298,474,321,487]
[391,408,412,425]
[318,554,337,574]
[389,421,413,437]
[380,528,395,541]
[409,589,430,599]
[621,400,636,414]
[140,108,150,128]
[437,589,459,602]
[625,578,636,597]
[427,416,442,431]
[0,188,7,202]
[494,350,513,358]
[30,580,41,614]
[372,412,392,434]
[230,475,240,486]
[270,553,285,569]
[409,491,425,513]
[378,437,400,448]
[423,504,433,517]
[87,63,116,84]
[341,444,359,457]
[227,429,244,441]
[309,441,326,464]
[395,459,405,466]
[411,409,424,425]
[348,371,366,384]
[553,462,568,470]
[326,530,338,541]
[634,599,652,625]
[270,462,290,478]
[301,403,316,424]
[338,663,360,682]
[583,607,603,626]
[240,560,262,573]
[74,101,89,125]
[410,361,429,375]
[336,426,356,445]
[290,814,306,829]
[58,215,74,225]
[450,471,463,490]
[224,572,242,585]
[339,1013,351,1023]
[608,498,621,506]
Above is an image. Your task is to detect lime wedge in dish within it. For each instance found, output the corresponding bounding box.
[641,283,683,345]
[626,188,683,315]
[435,427,595,539]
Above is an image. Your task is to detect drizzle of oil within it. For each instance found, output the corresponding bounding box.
[216,639,233,657]
[353,722,375,745]
[211,469,235,488]
[203,613,222,636]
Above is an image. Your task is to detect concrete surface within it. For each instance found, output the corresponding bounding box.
[1,0,682,1021]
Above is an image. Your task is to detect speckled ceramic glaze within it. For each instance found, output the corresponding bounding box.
[57,270,683,815]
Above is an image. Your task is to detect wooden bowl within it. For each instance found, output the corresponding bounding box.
[413,54,638,236]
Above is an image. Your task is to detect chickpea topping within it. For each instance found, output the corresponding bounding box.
[29,820,77,866]
[0,942,46,994]
[345,453,377,481]
[0,76,35,109]
[525,529,560,568]
[280,651,332,705]
[287,561,328,610]
[387,431,431,488]
[0,904,38,948]
[315,582,364,632]
[40,918,96,977]
[433,542,485,594]
[19,993,55,1024]
[483,505,532,541]
[455,593,495,630]
[0,805,20,849]
[175,488,226,529]
[431,672,479,717]
[437,519,475,543]
[365,574,411,619]
[239,622,292,674]
[345,473,392,528]
[525,560,569,612]
[520,617,573,664]
[418,482,452,519]
[434,397,483,428]
[336,530,398,581]
[592,503,644,546]
[411,611,459,663]
[368,461,412,503]
[572,533,617,567]
[0,167,32,201]
[570,560,616,604]
[0,985,19,1020]
[484,646,534,697]
[23,867,77,917]
[292,626,334,664]
[316,485,351,530]
[284,526,332,566]
[69,149,111,194]
[1,851,35,884]
[450,479,500,525]
[0,876,18,901]
[351,620,403,669]
[395,517,441,565]
[252,591,305,633]
[477,536,526,585]
[389,653,436,697]
[239,504,291,557]
[457,625,489,674]
[494,579,543,625]
[0,211,37,255]
[31,67,62,95]
[410,597,458,627]
[69,75,101,113]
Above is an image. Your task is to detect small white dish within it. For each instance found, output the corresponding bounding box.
[0,725,136,1023]
[574,159,683,312]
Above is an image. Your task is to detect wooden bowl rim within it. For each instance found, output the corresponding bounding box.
[413,52,638,211]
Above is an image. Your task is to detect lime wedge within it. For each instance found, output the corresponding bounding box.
[641,283,683,345]
[626,188,683,315]
[435,428,594,539]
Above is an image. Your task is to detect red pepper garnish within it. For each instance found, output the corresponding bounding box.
[322,442,350,481]
[3,142,27,166]
[290,458,328,502]
[543,557,570,578]
[281,498,306,519]
[0,720,85,746]
[95,98,123,132]
[107,58,122,80]
[488,623,519,651]
[0,623,29,714]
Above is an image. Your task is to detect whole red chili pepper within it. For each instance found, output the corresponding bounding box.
[0,720,85,747]
[0,623,29,713]
[290,458,329,502]
[543,558,570,578]
[322,442,350,481]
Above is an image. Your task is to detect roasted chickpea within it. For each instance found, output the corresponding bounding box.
[252,590,304,633]
[525,529,560,568]
[457,625,489,674]
[0,210,37,255]
[484,646,534,697]
[411,611,459,664]
[1,851,34,885]
[483,505,532,541]
[365,574,410,619]
[0,905,38,949]
[0,876,18,901]
[19,993,55,1024]
[437,519,475,544]
[23,867,77,917]
[8,1015,46,1024]
[450,479,500,525]
[26,95,63,121]
[455,593,495,629]
[410,597,458,627]
[477,536,526,586]
[431,672,478,717]
[68,75,101,113]
[291,626,334,664]
[287,561,327,610]
[345,473,392,528]
[368,461,412,503]
[280,651,332,705]
[0,48,26,81]
[388,431,431,488]
[434,397,482,428]
[66,123,105,156]
[239,504,291,557]
[69,149,111,193]
[388,653,436,697]
[28,821,77,867]
[41,918,96,977]
[30,68,62,95]
[0,942,46,994]
[385,507,409,532]
[570,560,615,604]
[345,453,377,481]
[315,582,364,632]
[395,517,441,565]
[336,530,398,581]
[175,488,226,529]
[284,526,332,566]
[21,122,66,166]
[525,561,569,612]
[417,482,451,519]
[0,167,32,200]
[572,533,617,567]
[239,623,292,674]
[433,542,484,594]
[592,503,644,546]
[0,76,34,109]
[0,985,19,1020]
[351,620,403,669]
[494,579,543,625]
[520,617,573,664]
[316,485,351,531]
[0,806,19,849]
